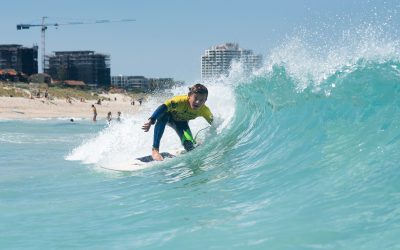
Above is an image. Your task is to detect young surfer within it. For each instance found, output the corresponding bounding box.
[142,84,213,161]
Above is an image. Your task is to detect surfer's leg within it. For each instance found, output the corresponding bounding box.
[153,113,169,150]
[170,121,195,151]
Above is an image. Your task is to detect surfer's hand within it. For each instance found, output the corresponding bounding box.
[142,120,152,132]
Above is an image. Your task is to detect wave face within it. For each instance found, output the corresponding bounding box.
[65,27,400,248]
[204,36,400,248]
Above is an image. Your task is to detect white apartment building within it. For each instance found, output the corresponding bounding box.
[201,43,263,80]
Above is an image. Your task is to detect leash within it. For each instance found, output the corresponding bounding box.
[194,126,211,143]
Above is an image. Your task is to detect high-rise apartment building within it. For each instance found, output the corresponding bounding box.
[0,44,38,75]
[46,51,110,88]
[201,43,262,80]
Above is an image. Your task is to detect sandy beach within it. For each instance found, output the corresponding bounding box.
[0,93,143,120]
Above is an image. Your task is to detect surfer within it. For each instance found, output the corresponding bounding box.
[142,84,213,161]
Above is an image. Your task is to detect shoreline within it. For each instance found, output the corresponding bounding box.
[0,93,143,120]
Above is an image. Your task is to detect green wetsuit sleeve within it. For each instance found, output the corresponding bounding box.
[202,107,213,124]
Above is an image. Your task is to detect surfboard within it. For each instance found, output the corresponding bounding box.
[100,126,209,172]
[99,161,148,172]
[99,149,185,172]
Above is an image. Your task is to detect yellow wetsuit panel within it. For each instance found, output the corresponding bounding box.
[164,95,213,124]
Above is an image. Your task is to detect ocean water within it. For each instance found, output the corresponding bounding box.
[2,28,400,249]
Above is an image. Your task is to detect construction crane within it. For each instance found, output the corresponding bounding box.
[17,16,135,73]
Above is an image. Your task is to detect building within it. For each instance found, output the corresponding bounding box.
[111,75,176,92]
[46,51,110,88]
[0,44,38,75]
[111,75,149,91]
[201,43,263,80]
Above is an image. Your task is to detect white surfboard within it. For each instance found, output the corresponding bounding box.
[100,149,186,172]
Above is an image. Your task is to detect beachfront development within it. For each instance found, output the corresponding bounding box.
[0,44,181,92]
[0,44,180,120]
[0,83,145,120]
[0,42,262,120]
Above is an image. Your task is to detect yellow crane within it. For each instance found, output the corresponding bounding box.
[17,16,135,73]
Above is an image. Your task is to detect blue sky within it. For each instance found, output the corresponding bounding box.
[2,0,399,82]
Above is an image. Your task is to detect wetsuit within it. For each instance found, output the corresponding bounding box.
[149,95,213,151]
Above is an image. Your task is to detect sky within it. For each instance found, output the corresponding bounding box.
[1,0,399,83]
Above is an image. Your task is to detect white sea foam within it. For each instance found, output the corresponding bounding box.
[260,24,400,92]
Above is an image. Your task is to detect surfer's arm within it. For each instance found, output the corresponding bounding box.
[202,107,213,125]
[149,104,168,124]
[142,104,168,132]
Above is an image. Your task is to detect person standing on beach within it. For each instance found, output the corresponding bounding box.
[91,105,97,122]
[107,111,112,124]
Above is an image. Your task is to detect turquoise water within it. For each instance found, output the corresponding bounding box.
[2,29,400,249]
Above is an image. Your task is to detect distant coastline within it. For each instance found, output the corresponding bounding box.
[0,82,147,120]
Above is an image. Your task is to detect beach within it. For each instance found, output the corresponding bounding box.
[0,93,141,120]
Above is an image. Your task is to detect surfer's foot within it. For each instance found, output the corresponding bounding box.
[152,148,164,161]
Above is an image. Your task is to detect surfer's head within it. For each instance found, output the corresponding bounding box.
[189,84,208,96]
[188,84,208,110]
